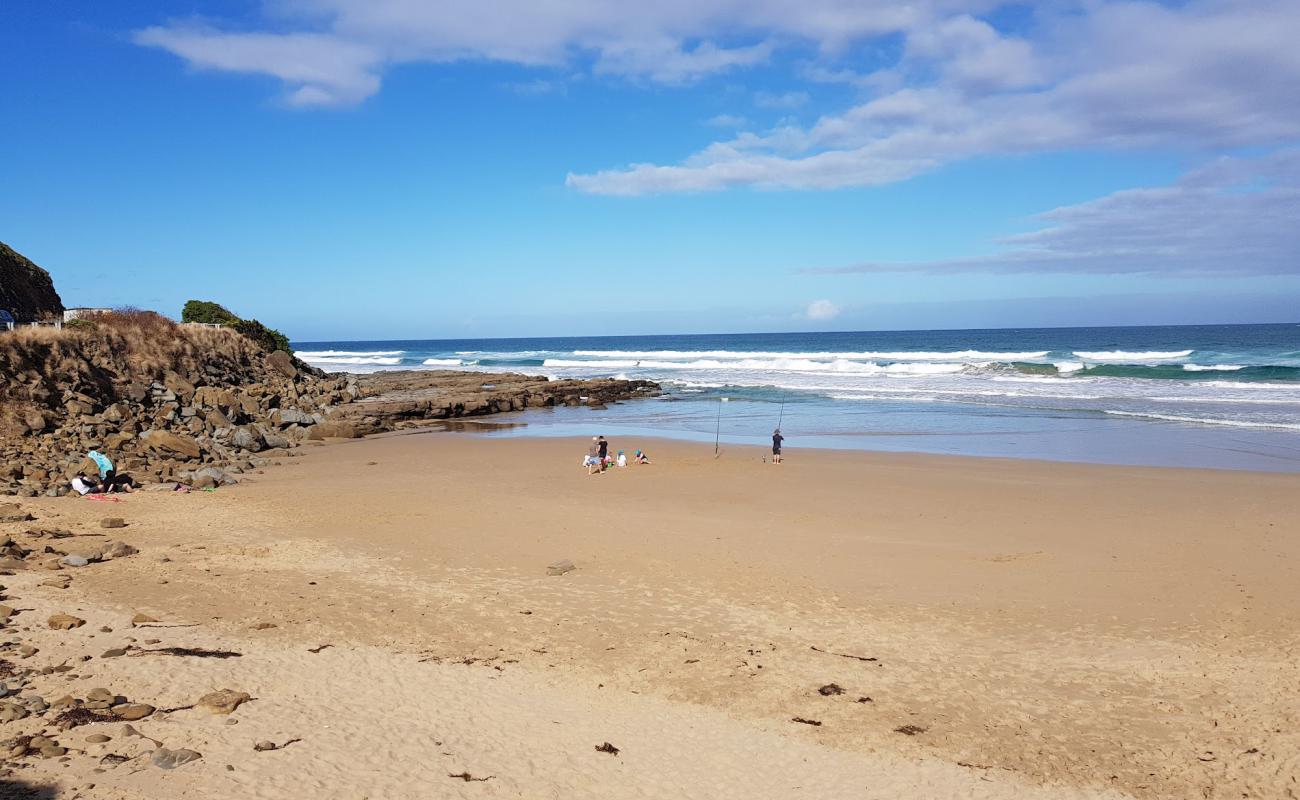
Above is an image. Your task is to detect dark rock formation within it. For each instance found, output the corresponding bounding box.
[0,241,64,323]
[335,370,659,428]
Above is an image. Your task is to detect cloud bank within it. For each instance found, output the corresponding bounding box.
[805,151,1300,276]
[135,0,965,106]
[568,1,1300,194]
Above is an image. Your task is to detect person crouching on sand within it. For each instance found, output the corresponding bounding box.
[771,429,784,464]
[635,449,651,465]
[87,447,134,493]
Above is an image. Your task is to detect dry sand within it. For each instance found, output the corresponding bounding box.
[2,433,1298,799]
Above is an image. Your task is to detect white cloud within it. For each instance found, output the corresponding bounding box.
[569,1,1300,194]
[134,0,966,105]
[804,299,841,320]
[134,26,382,107]
[705,113,749,128]
[754,90,809,109]
[803,150,1300,276]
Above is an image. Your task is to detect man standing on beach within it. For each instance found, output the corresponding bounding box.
[772,429,784,464]
[597,435,609,464]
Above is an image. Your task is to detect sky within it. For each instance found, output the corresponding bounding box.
[1,0,1298,341]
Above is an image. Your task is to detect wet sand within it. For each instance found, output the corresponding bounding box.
[3,434,1298,798]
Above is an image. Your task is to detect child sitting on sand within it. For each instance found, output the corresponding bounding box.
[635,449,651,464]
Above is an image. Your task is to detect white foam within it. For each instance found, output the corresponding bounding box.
[1182,364,1245,371]
[1072,350,1193,362]
[545,357,968,375]
[1104,410,1300,430]
[1054,361,1085,373]
[297,350,404,358]
[303,356,403,365]
[421,358,463,366]
[572,349,1049,361]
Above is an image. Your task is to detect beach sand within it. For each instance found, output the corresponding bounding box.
[2,434,1298,799]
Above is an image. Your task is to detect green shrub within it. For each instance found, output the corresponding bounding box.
[182,300,291,354]
[181,300,240,326]
[232,319,292,354]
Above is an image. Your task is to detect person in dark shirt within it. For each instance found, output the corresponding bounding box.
[772,429,784,463]
[597,436,609,463]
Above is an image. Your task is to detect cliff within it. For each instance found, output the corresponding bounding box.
[0,241,64,323]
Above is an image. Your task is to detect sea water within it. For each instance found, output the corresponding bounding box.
[296,324,1300,472]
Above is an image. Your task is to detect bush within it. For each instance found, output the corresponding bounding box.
[181,300,240,326]
[232,319,292,354]
[181,299,291,354]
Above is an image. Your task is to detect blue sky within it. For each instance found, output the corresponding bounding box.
[2,1,1298,340]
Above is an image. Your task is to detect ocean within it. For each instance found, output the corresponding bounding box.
[295,323,1300,472]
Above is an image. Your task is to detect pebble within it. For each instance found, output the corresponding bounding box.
[0,605,16,618]
[101,648,127,658]
[86,734,112,744]
[131,613,158,626]
[0,702,29,722]
[111,703,155,721]
[60,555,90,568]
[196,689,251,715]
[48,612,86,630]
[99,518,126,529]
[546,559,576,576]
[151,747,202,770]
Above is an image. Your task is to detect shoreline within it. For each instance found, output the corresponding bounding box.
[1,433,1296,798]
[376,408,1300,474]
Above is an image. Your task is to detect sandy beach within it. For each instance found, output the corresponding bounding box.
[2,433,1298,799]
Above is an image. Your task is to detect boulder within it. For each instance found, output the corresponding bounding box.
[306,421,360,440]
[266,350,298,379]
[194,466,237,486]
[261,432,290,450]
[23,411,47,433]
[142,430,202,459]
[272,408,314,427]
[230,426,265,452]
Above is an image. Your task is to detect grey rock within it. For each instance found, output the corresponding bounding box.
[151,747,202,769]
[61,555,90,568]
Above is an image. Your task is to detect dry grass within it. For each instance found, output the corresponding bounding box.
[0,311,267,422]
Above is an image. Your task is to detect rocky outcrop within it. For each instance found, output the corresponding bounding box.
[0,317,658,496]
[0,241,64,324]
[335,370,659,429]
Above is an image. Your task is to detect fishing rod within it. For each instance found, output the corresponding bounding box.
[776,392,787,429]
